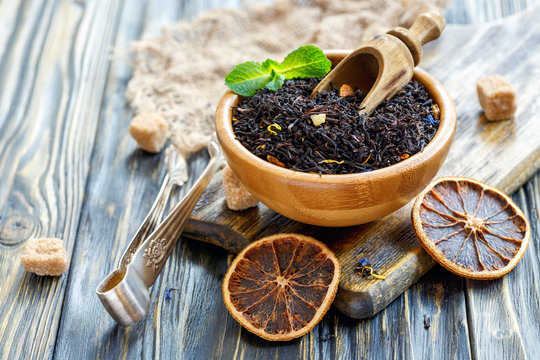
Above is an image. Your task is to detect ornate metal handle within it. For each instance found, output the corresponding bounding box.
[131,141,223,287]
[119,146,186,268]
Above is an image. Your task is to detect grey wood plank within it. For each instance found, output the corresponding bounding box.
[0,0,124,359]
[52,0,178,358]
[424,2,540,357]
[446,1,540,358]
[444,2,540,359]
[51,1,241,359]
[407,269,472,359]
[0,0,54,156]
[445,0,540,24]
[464,182,540,360]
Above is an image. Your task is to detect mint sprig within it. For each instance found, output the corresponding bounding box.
[225,45,331,96]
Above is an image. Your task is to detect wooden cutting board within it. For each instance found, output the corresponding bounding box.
[184,6,540,318]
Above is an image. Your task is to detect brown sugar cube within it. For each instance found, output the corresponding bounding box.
[476,75,517,121]
[21,238,69,276]
[129,112,169,153]
[222,166,259,211]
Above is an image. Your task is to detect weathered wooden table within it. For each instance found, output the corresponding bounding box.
[0,1,538,359]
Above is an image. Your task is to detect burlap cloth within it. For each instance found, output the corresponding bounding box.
[125,0,449,173]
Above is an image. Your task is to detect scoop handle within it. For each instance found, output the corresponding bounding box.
[410,10,446,45]
[387,10,446,66]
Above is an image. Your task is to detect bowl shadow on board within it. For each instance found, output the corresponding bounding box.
[239,328,303,347]
[241,201,371,239]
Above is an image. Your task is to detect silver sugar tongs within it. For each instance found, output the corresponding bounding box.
[96,141,223,326]
[118,145,187,270]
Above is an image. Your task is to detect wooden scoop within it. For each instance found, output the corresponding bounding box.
[310,11,446,116]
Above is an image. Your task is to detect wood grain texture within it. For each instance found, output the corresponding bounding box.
[50,1,243,359]
[0,0,538,360]
[464,181,540,360]
[0,0,123,358]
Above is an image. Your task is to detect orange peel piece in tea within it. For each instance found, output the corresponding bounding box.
[266,155,285,167]
[412,177,530,280]
[222,233,340,341]
[339,84,354,97]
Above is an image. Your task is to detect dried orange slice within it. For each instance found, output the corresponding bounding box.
[222,233,340,341]
[412,177,530,279]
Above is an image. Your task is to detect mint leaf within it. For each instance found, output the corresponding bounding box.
[266,71,285,91]
[261,59,280,73]
[225,61,273,96]
[260,60,286,90]
[224,45,331,96]
[277,45,332,79]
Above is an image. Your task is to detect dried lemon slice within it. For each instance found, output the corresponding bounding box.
[412,177,530,279]
[222,233,340,341]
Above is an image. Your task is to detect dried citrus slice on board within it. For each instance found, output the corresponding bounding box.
[412,177,530,280]
[222,233,340,341]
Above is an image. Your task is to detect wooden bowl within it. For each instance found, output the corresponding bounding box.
[215,50,456,227]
